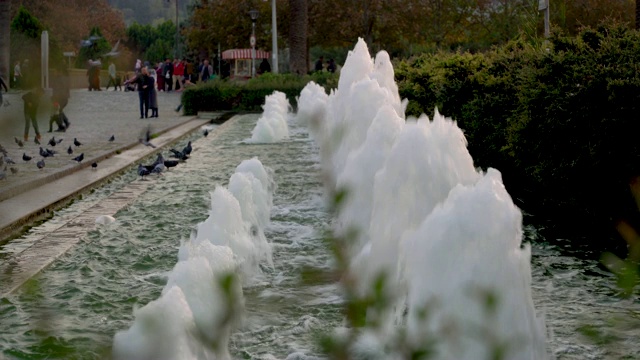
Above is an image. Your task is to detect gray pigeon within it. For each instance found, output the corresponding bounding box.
[109,135,115,142]
[5,156,15,165]
[14,137,24,148]
[23,153,32,162]
[36,159,45,169]
[67,145,73,155]
[137,164,150,179]
[72,153,84,163]
[151,163,165,175]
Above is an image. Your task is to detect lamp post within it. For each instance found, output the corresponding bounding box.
[249,9,259,78]
[271,0,278,73]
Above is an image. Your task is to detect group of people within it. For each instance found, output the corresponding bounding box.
[314,56,337,73]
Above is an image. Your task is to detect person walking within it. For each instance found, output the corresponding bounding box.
[0,72,8,107]
[106,61,118,90]
[49,68,71,132]
[200,59,213,83]
[13,60,21,89]
[162,58,174,91]
[175,59,185,91]
[314,56,324,72]
[22,87,43,142]
[148,67,159,118]
[132,67,151,119]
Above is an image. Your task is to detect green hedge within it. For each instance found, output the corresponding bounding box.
[396,24,640,240]
[181,72,339,116]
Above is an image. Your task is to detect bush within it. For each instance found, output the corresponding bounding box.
[181,72,339,116]
[396,24,640,243]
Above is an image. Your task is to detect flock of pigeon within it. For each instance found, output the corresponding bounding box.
[137,140,192,180]
[0,125,209,182]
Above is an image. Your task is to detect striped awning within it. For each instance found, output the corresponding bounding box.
[222,49,270,60]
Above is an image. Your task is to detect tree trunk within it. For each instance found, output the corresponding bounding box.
[0,0,10,87]
[289,0,308,75]
[636,0,640,30]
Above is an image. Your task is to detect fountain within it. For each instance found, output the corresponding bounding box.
[249,91,291,143]
[113,158,275,359]
[297,38,548,358]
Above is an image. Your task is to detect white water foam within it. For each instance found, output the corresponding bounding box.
[297,38,548,358]
[249,91,291,143]
[113,158,275,359]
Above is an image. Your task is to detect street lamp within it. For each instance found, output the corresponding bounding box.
[249,9,259,78]
[269,0,278,73]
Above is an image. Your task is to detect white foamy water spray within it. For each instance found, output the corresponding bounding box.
[300,38,547,358]
[113,158,275,359]
[249,91,291,143]
[295,81,329,135]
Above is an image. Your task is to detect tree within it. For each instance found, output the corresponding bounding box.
[10,6,43,88]
[637,0,640,30]
[126,20,176,62]
[289,0,308,74]
[76,27,112,67]
[0,0,9,84]
[184,0,285,60]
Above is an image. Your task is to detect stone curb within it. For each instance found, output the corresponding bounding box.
[0,112,236,242]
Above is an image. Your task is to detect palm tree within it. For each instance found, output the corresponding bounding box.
[289,0,308,75]
[0,0,10,86]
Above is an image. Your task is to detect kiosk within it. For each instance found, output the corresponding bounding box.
[222,49,270,80]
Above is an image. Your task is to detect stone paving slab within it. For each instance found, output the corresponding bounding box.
[0,117,214,240]
[0,89,188,202]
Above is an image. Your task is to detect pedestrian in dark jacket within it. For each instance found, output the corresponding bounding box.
[133,67,152,119]
[22,88,43,142]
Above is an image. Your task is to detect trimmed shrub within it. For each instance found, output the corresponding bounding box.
[181,72,338,115]
[396,24,640,242]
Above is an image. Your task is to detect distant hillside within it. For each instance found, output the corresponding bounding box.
[107,0,195,26]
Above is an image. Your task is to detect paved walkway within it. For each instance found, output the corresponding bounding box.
[0,90,215,241]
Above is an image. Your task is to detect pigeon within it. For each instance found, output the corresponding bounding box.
[108,135,115,142]
[137,164,150,179]
[39,147,49,158]
[140,139,156,148]
[72,153,84,163]
[46,148,56,156]
[182,141,192,155]
[204,129,209,137]
[67,145,73,155]
[164,160,179,168]
[5,156,15,165]
[14,137,24,148]
[151,162,165,175]
[152,153,165,167]
[23,153,32,162]
[36,159,45,169]
[139,125,156,148]
[169,148,188,161]
[10,167,18,175]
[74,138,82,147]
[48,137,57,147]
[56,138,64,145]
[91,162,98,169]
